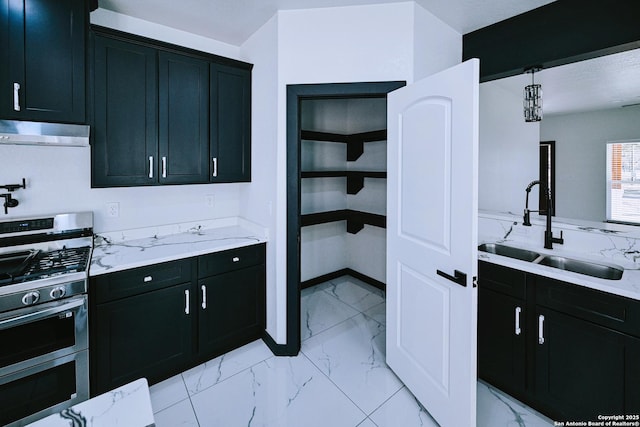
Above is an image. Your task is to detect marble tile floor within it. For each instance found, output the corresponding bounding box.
[149,275,555,427]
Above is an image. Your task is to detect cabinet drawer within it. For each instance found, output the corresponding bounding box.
[478,261,526,299]
[92,258,193,303]
[535,275,640,337]
[198,244,265,277]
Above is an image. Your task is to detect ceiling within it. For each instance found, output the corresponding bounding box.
[95,0,555,46]
[491,47,640,116]
[95,0,639,115]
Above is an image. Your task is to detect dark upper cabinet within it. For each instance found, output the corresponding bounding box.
[210,64,251,183]
[159,51,210,184]
[0,0,86,123]
[90,26,252,188]
[91,34,158,187]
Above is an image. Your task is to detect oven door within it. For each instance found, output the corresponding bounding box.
[0,295,87,374]
[0,349,89,426]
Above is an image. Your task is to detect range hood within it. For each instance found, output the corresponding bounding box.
[0,120,90,147]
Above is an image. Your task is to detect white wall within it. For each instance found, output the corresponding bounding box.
[90,9,241,59]
[412,2,462,80]
[540,107,640,221]
[239,2,461,344]
[239,15,281,339]
[479,77,540,214]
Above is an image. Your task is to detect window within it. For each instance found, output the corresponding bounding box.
[606,141,640,224]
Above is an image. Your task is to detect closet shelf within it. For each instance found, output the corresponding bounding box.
[301,209,386,234]
[301,129,387,161]
[301,171,386,194]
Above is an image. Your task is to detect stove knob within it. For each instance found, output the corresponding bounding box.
[22,291,40,306]
[50,287,66,299]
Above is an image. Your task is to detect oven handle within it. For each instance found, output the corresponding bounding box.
[0,297,85,330]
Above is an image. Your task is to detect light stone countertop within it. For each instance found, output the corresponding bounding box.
[90,217,267,276]
[478,241,640,301]
[26,378,154,427]
[479,210,640,301]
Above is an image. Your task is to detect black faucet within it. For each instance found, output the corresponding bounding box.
[523,180,564,249]
[0,178,26,215]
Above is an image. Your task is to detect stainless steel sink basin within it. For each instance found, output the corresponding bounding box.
[536,255,623,280]
[479,243,624,280]
[478,243,541,262]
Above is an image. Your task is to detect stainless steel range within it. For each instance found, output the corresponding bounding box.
[0,212,92,427]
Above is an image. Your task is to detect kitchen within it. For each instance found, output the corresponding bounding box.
[1,0,639,426]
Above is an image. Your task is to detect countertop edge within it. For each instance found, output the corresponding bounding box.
[479,249,640,301]
[89,219,268,276]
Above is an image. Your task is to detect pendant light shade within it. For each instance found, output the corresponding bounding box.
[524,68,542,122]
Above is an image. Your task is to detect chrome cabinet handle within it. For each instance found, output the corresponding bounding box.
[212,157,218,177]
[149,156,154,178]
[232,256,240,262]
[13,82,20,111]
[162,156,167,178]
[185,289,190,315]
[143,276,153,283]
[538,314,545,344]
[515,306,522,336]
[201,285,207,309]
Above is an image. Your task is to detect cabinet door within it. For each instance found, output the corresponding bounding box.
[210,64,251,182]
[627,335,640,414]
[1,0,86,123]
[91,34,158,187]
[197,265,265,358]
[158,51,209,184]
[535,307,626,420]
[92,283,193,394]
[478,287,526,397]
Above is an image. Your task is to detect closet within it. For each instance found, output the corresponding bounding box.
[299,97,388,289]
[284,81,404,354]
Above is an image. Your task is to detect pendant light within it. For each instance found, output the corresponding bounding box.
[524,67,542,122]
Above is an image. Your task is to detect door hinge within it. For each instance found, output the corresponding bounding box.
[473,276,477,288]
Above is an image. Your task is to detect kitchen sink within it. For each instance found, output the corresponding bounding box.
[536,255,624,280]
[479,243,624,280]
[478,243,541,262]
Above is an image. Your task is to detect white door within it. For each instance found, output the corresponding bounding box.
[386,59,479,427]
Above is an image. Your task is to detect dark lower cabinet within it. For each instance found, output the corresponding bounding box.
[93,282,192,394]
[1,0,87,123]
[89,244,266,395]
[478,260,640,421]
[535,307,628,420]
[198,265,265,357]
[478,288,526,397]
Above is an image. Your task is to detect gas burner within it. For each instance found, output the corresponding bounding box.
[0,212,93,299]
[22,247,92,280]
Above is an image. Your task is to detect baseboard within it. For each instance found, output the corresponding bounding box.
[301,268,386,292]
[262,331,299,356]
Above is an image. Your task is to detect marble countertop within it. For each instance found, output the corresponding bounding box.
[479,241,640,301]
[26,378,154,427]
[90,217,267,276]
